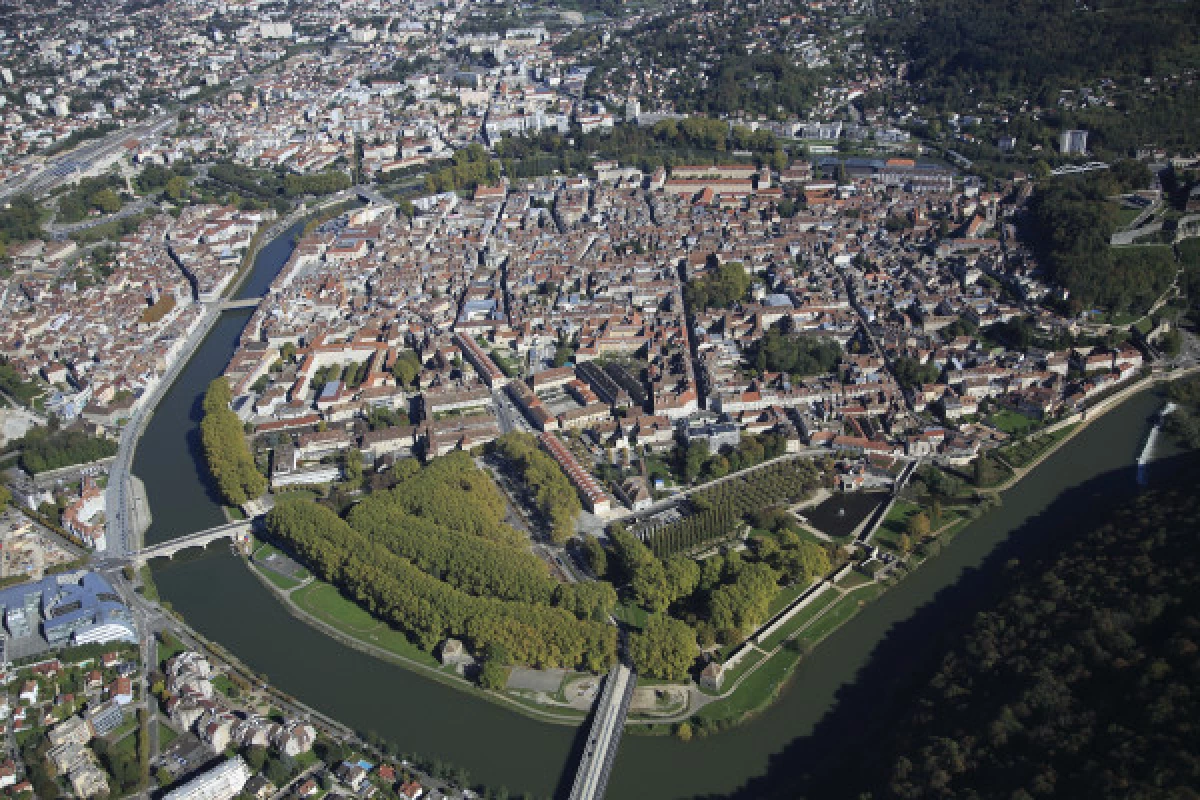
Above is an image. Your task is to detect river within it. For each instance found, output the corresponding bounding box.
[136,224,1169,799]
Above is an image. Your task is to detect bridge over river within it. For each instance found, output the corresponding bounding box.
[568,664,637,800]
[134,519,255,565]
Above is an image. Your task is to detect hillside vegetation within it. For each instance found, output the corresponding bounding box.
[851,459,1200,798]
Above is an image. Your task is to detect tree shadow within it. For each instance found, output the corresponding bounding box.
[692,448,1199,800]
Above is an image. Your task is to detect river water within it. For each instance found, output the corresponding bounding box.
[136,225,1168,798]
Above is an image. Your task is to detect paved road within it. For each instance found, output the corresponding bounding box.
[0,115,175,201]
[104,304,221,560]
[47,196,157,240]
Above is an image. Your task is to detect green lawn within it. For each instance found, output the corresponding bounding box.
[835,570,871,589]
[696,646,802,723]
[112,728,138,758]
[987,408,1038,436]
[290,582,440,667]
[613,602,650,631]
[793,586,883,646]
[874,500,922,551]
[1111,203,1143,230]
[157,721,178,749]
[259,568,302,591]
[758,587,840,651]
[997,423,1077,468]
[106,714,138,742]
[156,634,186,668]
[765,581,813,618]
[212,673,239,698]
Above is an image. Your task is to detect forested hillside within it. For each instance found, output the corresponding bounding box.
[849,460,1200,799]
[868,0,1200,154]
[1023,173,1177,313]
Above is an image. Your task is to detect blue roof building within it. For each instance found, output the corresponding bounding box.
[0,572,136,647]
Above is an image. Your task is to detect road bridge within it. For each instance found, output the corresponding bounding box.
[134,519,254,565]
[219,297,261,311]
[568,664,636,800]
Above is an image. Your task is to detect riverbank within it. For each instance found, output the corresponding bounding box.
[224,369,1195,741]
[242,549,592,727]
[650,369,1197,732]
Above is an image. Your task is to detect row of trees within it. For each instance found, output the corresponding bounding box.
[387,453,519,545]
[265,497,617,670]
[207,162,350,200]
[611,526,701,613]
[645,458,824,558]
[629,615,699,681]
[346,492,563,606]
[488,432,582,544]
[199,378,266,505]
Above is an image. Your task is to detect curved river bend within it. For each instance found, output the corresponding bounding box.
[137,225,1166,798]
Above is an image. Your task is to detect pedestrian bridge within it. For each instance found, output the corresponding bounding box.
[568,664,637,800]
[134,519,254,565]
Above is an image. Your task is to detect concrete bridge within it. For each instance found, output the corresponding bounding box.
[134,519,254,565]
[219,297,261,311]
[568,664,637,800]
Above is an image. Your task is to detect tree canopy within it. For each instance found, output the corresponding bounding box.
[199,377,266,505]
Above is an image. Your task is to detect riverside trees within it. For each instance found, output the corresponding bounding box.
[199,377,266,505]
[265,454,617,671]
[629,615,698,680]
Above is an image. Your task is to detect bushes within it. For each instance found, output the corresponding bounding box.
[199,378,266,505]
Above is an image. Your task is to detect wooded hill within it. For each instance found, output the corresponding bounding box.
[848,457,1200,799]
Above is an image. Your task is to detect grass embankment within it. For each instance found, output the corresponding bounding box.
[996,423,1078,469]
[138,567,160,603]
[290,582,442,668]
[267,575,589,724]
[680,584,884,729]
[157,722,178,749]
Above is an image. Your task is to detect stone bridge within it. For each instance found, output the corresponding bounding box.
[134,520,254,565]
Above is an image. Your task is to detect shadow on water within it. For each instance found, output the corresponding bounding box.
[184,390,227,510]
[698,448,1198,800]
[553,711,598,799]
